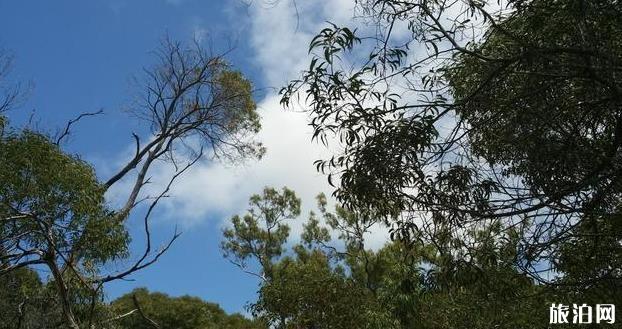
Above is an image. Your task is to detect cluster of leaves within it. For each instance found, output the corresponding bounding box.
[0,128,128,266]
[0,268,61,329]
[110,288,265,329]
[281,0,622,296]
[0,38,265,328]
[223,187,563,329]
[0,267,124,329]
[0,124,130,328]
[0,269,263,329]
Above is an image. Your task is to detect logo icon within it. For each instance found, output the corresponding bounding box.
[596,304,616,324]
[550,304,570,324]
[550,303,616,325]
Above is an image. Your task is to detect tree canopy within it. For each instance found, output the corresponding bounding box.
[2,0,621,328]
[110,288,264,329]
[222,187,552,328]
[282,0,622,291]
[0,39,263,328]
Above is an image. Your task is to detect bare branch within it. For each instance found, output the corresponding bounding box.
[55,109,104,145]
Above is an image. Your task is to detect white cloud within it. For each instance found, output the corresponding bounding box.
[154,94,334,228]
[248,0,358,87]
[103,0,390,250]
[241,0,395,248]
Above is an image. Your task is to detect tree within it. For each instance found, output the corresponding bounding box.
[222,188,387,329]
[253,247,380,329]
[222,187,300,281]
[110,288,265,329]
[0,129,126,328]
[0,268,53,329]
[224,187,548,328]
[281,0,622,291]
[1,38,263,328]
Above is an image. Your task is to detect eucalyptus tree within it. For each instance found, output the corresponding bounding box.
[110,288,265,329]
[281,0,622,290]
[223,187,547,328]
[222,188,388,329]
[222,187,301,282]
[1,39,263,328]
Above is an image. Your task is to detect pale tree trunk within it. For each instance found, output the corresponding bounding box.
[47,258,80,329]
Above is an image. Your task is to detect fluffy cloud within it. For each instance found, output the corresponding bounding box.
[249,0,356,87]
[105,0,389,249]
[154,94,334,228]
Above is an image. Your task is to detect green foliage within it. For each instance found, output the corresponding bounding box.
[444,0,622,299]
[447,0,622,199]
[254,248,381,329]
[222,188,386,328]
[223,187,551,329]
[282,0,622,304]
[215,70,262,136]
[0,122,131,329]
[0,268,50,329]
[554,210,622,306]
[110,288,263,329]
[0,128,128,266]
[222,187,301,277]
[0,267,117,329]
[0,270,262,329]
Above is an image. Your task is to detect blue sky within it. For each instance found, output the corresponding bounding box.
[0,0,386,315]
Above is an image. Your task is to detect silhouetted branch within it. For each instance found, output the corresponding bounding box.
[55,109,104,145]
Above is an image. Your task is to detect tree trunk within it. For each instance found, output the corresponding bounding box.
[47,259,80,329]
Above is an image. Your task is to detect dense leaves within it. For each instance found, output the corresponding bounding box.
[222,187,300,279]
[111,288,263,329]
[0,127,128,328]
[2,1,622,327]
[0,38,264,328]
[0,130,127,266]
[223,187,555,329]
[282,0,622,290]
